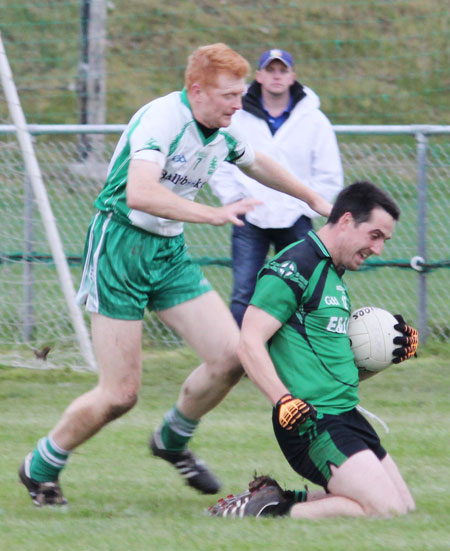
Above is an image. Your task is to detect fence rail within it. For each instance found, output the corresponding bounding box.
[1,124,450,135]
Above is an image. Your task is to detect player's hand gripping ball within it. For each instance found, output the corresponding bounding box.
[276,394,316,430]
[392,314,419,363]
[348,306,418,372]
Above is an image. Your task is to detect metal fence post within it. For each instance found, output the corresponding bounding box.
[416,132,428,342]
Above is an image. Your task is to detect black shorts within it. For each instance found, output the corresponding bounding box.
[272,407,387,490]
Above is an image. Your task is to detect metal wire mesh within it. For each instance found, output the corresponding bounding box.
[0,129,449,370]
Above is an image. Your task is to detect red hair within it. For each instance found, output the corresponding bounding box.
[185,43,250,91]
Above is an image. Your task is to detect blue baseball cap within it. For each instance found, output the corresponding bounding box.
[258,49,294,69]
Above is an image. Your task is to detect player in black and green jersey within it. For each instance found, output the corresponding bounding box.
[251,230,358,415]
[210,182,419,519]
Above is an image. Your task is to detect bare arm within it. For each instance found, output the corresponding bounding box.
[237,305,289,405]
[127,159,261,226]
[241,151,332,218]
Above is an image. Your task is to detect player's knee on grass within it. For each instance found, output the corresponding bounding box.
[360,491,410,518]
[372,501,409,518]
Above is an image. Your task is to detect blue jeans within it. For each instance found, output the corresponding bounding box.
[230,215,313,326]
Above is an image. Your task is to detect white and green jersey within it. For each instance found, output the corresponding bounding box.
[95,89,255,236]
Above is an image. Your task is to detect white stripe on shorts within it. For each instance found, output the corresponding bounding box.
[75,211,112,313]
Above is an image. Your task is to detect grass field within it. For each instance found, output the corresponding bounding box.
[1,2,447,125]
[1,342,449,551]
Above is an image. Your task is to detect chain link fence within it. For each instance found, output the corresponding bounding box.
[0,126,449,369]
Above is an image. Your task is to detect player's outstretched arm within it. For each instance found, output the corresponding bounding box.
[240,151,332,218]
[210,198,263,226]
[127,159,261,226]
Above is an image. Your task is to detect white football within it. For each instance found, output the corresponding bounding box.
[348,306,402,372]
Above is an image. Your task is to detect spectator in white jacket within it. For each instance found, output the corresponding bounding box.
[209,48,344,326]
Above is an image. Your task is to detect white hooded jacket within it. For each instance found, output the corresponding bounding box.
[209,83,343,228]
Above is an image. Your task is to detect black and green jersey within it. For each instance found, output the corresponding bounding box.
[250,231,359,415]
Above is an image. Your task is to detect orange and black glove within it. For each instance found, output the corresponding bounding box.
[276,393,316,430]
[392,314,419,364]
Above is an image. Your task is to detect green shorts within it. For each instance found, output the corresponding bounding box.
[76,211,212,319]
[272,407,386,490]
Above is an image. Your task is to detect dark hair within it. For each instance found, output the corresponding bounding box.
[327,181,400,225]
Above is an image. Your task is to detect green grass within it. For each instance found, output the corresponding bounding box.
[1,1,448,125]
[1,344,449,551]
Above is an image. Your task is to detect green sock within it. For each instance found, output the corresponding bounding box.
[30,436,69,482]
[160,406,199,451]
[293,489,308,502]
